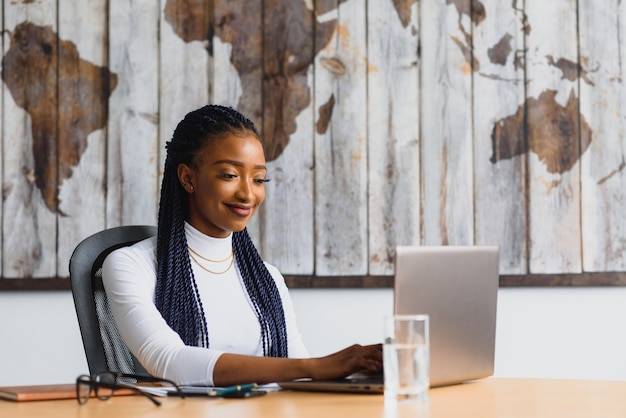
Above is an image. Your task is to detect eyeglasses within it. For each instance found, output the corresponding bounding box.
[76,372,184,406]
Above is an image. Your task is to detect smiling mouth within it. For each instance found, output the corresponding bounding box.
[226,204,253,217]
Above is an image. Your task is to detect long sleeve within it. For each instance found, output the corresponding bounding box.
[101,237,223,386]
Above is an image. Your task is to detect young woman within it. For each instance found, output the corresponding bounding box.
[102,105,382,386]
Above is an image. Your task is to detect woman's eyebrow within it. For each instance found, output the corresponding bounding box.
[213,159,267,170]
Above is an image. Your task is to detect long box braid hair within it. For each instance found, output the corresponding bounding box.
[155,105,288,358]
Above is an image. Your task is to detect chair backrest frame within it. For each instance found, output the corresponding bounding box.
[69,225,156,375]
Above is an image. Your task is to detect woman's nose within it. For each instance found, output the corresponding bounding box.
[235,179,254,201]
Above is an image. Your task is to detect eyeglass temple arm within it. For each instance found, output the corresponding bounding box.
[113,373,185,399]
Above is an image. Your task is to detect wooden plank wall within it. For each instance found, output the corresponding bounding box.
[1,0,625,287]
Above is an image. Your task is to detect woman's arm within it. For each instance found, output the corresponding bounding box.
[213,343,383,386]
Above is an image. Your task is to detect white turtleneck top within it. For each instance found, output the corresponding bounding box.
[101,222,309,386]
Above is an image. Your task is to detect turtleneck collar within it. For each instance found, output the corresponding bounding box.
[184,222,233,261]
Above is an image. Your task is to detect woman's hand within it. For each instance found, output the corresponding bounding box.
[306,344,383,381]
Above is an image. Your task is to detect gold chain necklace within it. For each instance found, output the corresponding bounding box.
[188,246,234,275]
[188,246,233,263]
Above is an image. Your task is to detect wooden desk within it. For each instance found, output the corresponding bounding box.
[2,378,626,417]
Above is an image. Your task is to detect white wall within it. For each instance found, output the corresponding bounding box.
[1,287,626,386]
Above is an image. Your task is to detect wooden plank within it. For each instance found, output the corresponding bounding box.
[107,0,160,227]
[56,0,109,277]
[285,273,626,288]
[420,0,474,246]
[525,0,581,273]
[366,0,420,275]
[498,272,626,287]
[210,0,263,242]
[314,0,368,275]
[285,275,393,289]
[211,0,247,108]
[8,272,626,290]
[473,0,527,274]
[255,0,316,274]
[0,278,72,291]
[0,3,3,277]
[2,1,58,278]
[579,0,626,271]
[159,0,211,187]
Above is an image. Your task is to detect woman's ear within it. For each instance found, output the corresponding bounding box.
[177,163,196,193]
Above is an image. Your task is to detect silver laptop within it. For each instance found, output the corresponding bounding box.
[278,245,499,393]
[394,245,499,387]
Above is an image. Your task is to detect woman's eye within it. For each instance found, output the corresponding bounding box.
[218,172,237,179]
[254,178,271,185]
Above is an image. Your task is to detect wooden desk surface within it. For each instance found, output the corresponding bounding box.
[2,378,626,418]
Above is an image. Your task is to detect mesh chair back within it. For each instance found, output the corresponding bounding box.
[69,225,157,376]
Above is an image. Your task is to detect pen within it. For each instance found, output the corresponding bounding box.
[209,383,257,397]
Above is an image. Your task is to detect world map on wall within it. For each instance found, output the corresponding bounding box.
[1,0,594,215]
[2,21,118,214]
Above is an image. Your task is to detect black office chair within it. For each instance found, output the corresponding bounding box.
[69,225,157,376]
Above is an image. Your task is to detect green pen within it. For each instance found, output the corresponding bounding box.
[209,383,258,397]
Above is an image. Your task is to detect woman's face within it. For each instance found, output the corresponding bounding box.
[178,133,267,238]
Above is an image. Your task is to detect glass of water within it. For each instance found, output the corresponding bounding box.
[383,314,429,402]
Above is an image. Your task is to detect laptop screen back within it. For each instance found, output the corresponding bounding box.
[394,246,499,387]
[278,245,498,394]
